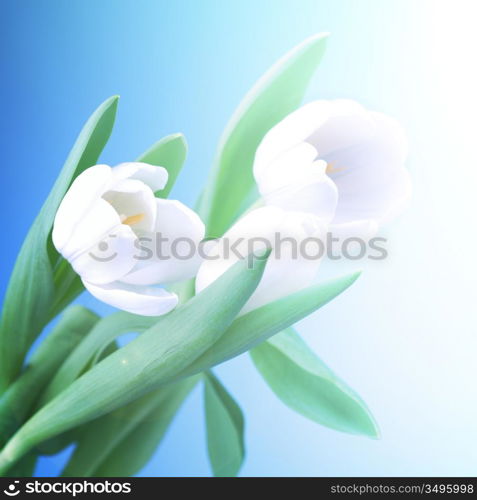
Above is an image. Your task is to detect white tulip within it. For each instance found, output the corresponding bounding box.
[195,206,326,315]
[53,162,205,316]
[196,100,410,313]
[253,99,411,237]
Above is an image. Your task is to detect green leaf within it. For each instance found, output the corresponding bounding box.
[199,33,328,237]
[180,272,361,379]
[93,377,197,477]
[0,96,119,391]
[39,313,155,406]
[136,133,188,198]
[204,371,245,477]
[35,340,122,457]
[250,328,379,438]
[0,252,269,474]
[0,306,99,447]
[49,260,85,323]
[63,377,198,477]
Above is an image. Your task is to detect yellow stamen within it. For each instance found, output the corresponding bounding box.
[325,162,344,175]
[121,213,145,226]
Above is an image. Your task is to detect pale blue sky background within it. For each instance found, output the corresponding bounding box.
[1,0,477,476]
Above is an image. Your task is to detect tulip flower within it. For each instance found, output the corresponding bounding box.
[253,99,411,237]
[53,162,205,316]
[196,100,410,313]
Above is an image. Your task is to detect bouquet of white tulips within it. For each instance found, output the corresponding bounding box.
[0,33,410,477]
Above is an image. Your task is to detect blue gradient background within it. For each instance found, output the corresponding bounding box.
[2,0,477,476]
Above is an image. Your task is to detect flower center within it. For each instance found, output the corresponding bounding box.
[121,213,145,226]
[325,162,344,175]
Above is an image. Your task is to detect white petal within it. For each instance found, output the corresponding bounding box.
[329,166,411,225]
[59,197,122,262]
[239,252,320,315]
[103,178,157,232]
[262,168,338,223]
[255,142,318,194]
[306,99,376,157]
[52,164,113,254]
[83,279,178,316]
[255,142,338,222]
[240,210,326,315]
[312,107,410,226]
[195,207,326,314]
[121,198,205,286]
[253,101,332,179]
[112,162,168,192]
[195,206,285,284]
[70,224,138,285]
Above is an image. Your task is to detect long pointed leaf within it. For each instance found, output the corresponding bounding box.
[35,341,122,457]
[0,96,119,391]
[199,34,328,237]
[204,371,245,477]
[180,272,360,378]
[136,133,187,198]
[251,328,379,438]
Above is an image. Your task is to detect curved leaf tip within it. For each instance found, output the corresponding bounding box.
[251,328,379,439]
